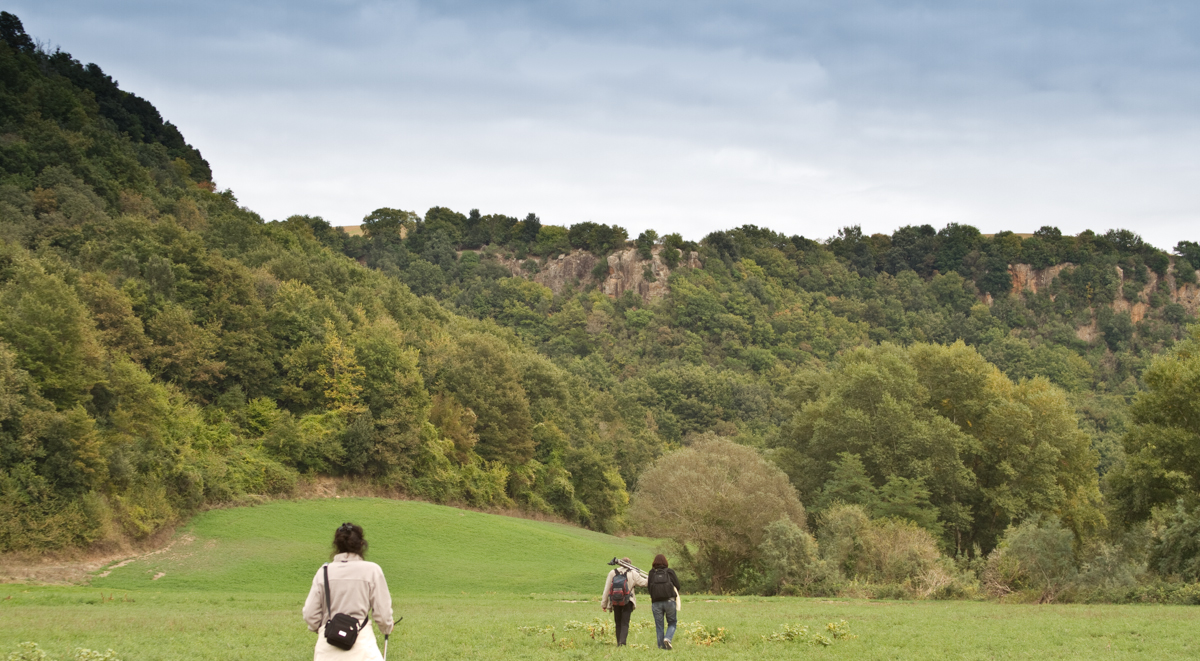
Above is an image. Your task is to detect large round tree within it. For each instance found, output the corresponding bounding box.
[630,436,806,593]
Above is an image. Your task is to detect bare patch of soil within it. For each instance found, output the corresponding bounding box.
[0,529,187,586]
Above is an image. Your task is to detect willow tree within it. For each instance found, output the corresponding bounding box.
[631,437,806,593]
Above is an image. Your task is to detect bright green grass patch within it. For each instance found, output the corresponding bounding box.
[4,499,1200,659]
[92,498,660,595]
[3,589,1199,660]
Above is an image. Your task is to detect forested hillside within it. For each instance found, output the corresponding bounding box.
[5,12,1200,601]
[0,13,628,551]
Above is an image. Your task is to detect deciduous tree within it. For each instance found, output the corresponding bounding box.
[631,437,806,592]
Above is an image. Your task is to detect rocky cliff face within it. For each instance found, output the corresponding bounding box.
[495,251,601,295]
[600,246,701,301]
[494,246,700,301]
[1176,280,1200,314]
[1005,260,1200,339]
[1111,265,1156,324]
[1009,263,1072,295]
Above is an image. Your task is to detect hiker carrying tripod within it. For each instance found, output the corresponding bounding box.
[600,557,648,646]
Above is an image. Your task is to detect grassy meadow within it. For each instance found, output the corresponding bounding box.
[2,498,1198,660]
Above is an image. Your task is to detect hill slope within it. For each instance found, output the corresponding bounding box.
[92,498,660,595]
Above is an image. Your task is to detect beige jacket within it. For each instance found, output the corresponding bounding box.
[601,568,648,610]
[303,553,394,635]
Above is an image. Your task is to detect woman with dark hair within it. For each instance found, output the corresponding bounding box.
[647,554,681,650]
[303,523,394,661]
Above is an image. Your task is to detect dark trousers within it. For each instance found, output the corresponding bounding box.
[611,603,633,645]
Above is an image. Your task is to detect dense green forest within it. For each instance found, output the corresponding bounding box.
[4,12,1200,601]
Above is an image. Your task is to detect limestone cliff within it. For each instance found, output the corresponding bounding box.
[1003,260,1200,343]
[1009,263,1072,295]
[600,246,701,301]
[495,251,601,295]
[494,246,700,301]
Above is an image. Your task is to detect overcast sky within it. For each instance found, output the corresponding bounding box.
[12,1,1200,248]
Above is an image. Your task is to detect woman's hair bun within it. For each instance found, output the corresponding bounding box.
[333,522,368,557]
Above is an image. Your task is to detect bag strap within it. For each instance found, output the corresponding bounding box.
[323,564,332,621]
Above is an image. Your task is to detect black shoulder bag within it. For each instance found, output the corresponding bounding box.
[323,564,368,650]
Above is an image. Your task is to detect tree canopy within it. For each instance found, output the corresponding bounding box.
[630,437,807,592]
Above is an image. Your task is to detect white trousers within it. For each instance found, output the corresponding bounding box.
[314,624,383,661]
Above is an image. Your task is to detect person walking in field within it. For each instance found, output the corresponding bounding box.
[647,554,682,650]
[303,522,394,660]
[601,556,647,646]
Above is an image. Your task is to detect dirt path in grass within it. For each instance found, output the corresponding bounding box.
[0,532,193,586]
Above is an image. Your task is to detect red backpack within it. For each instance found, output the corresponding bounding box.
[609,570,631,607]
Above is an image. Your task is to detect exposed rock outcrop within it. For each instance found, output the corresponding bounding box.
[600,246,701,302]
[1176,282,1200,314]
[1005,259,1200,339]
[1009,263,1071,295]
[1113,265,1155,323]
[491,246,700,301]
[1075,321,1099,344]
[493,251,601,296]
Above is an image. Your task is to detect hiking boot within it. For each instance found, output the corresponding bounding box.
[664,639,672,650]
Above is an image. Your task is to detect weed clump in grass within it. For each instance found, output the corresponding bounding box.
[562,618,611,640]
[762,620,856,647]
[678,622,729,646]
[516,625,555,636]
[826,619,856,640]
[520,618,658,649]
[6,642,123,661]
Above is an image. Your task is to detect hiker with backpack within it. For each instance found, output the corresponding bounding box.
[647,554,682,650]
[600,556,648,646]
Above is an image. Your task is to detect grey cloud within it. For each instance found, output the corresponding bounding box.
[9,1,1200,247]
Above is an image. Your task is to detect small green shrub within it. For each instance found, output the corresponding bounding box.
[817,503,871,578]
[983,517,1077,602]
[859,517,943,585]
[1174,258,1197,284]
[758,518,834,594]
[1122,280,1143,302]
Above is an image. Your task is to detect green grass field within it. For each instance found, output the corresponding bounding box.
[2,498,1199,659]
